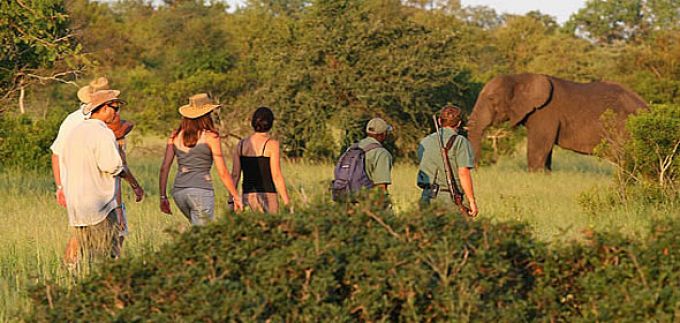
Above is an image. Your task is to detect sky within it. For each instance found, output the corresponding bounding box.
[461,0,586,23]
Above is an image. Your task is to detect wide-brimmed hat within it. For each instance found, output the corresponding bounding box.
[77,77,110,103]
[366,117,393,135]
[179,93,221,119]
[83,90,125,115]
[108,113,135,140]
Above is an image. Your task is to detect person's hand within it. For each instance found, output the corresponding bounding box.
[232,196,243,212]
[56,188,66,208]
[160,196,172,214]
[287,203,295,214]
[133,185,144,202]
[468,200,479,218]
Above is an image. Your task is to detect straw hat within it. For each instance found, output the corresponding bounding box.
[83,90,125,115]
[77,77,110,103]
[179,93,221,119]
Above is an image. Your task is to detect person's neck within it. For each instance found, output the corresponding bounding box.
[89,113,108,123]
[367,134,384,143]
[253,132,269,138]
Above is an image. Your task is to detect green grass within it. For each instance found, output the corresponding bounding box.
[0,136,677,321]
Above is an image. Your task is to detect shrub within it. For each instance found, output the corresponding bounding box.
[28,200,680,321]
[595,104,680,200]
[0,111,64,171]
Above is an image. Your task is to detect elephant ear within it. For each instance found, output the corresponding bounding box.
[508,74,553,126]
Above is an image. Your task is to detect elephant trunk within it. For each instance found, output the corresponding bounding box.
[467,106,493,165]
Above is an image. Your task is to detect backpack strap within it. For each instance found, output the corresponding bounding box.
[361,142,382,153]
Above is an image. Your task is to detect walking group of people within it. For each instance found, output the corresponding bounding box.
[51,76,477,270]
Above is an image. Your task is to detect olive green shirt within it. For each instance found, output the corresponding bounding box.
[417,128,474,191]
[358,136,393,185]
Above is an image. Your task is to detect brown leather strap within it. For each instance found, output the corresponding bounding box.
[445,134,457,151]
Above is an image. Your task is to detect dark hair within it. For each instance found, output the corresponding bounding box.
[176,114,217,148]
[251,107,274,133]
[439,105,463,128]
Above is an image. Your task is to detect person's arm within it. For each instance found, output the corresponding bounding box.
[268,140,290,206]
[231,141,242,199]
[51,154,66,207]
[370,150,392,191]
[117,140,144,202]
[50,119,69,208]
[159,134,176,214]
[96,131,124,176]
[206,132,243,211]
[457,167,478,217]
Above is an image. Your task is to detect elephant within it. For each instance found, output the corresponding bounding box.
[467,73,647,171]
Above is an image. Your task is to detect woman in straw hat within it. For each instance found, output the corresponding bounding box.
[231,107,290,213]
[159,93,243,225]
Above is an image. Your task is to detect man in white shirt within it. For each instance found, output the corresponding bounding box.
[62,90,129,265]
[51,77,109,207]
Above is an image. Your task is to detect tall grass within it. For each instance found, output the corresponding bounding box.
[0,136,677,321]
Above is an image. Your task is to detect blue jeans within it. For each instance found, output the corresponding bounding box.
[172,187,215,226]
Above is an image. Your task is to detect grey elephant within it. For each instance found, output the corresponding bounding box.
[467,73,647,171]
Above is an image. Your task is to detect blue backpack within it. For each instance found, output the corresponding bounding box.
[331,142,381,202]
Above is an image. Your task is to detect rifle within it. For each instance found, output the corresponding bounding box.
[432,114,472,217]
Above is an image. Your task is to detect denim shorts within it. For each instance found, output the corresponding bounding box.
[172,187,215,226]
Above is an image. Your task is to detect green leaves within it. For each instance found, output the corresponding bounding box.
[0,0,81,102]
[28,200,680,321]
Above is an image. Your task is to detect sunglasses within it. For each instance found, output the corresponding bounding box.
[106,102,121,112]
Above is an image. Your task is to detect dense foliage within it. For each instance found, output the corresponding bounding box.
[0,0,82,112]
[3,0,679,162]
[0,110,65,171]
[596,104,680,199]
[29,200,680,321]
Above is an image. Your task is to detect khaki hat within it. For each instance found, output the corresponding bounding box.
[179,93,221,119]
[366,117,392,135]
[77,77,110,103]
[83,90,124,115]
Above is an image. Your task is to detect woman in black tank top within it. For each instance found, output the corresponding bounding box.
[231,107,290,213]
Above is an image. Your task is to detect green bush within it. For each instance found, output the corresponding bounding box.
[0,111,64,171]
[596,104,680,200]
[28,199,680,321]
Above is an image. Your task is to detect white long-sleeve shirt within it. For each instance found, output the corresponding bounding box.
[62,119,123,227]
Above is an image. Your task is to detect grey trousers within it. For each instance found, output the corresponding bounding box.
[172,187,215,226]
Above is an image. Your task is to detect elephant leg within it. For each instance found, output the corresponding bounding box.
[526,119,558,172]
[545,149,553,171]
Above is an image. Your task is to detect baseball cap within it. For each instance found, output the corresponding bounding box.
[366,118,393,135]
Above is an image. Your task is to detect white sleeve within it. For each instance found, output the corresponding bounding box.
[50,122,69,155]
[95,130,124,175]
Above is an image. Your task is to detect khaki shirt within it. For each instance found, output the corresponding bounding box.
[417,127,474,192]
[63,119,123,227]
[358,136,393,185]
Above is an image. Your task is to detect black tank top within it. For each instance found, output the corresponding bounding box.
[240,138,276,193]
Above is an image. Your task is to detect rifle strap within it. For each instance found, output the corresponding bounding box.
[442,134,463,195]
[444,134,457,152]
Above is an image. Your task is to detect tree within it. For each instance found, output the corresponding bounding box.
[232,0,476,159]
[0,0,82,113]
[566,0,680,44]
